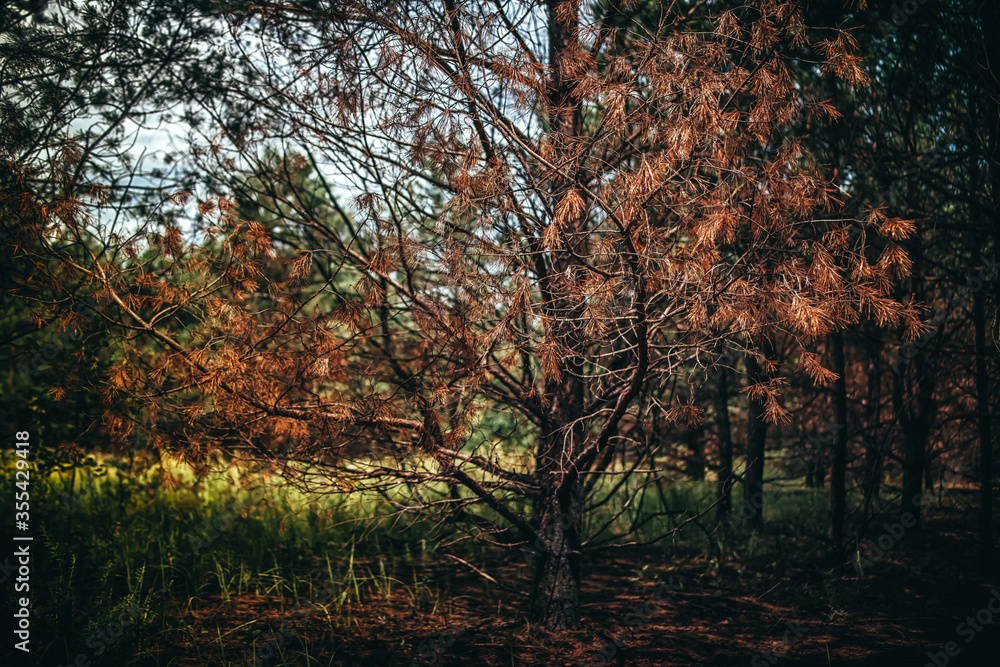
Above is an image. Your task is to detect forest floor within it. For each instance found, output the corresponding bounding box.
[158,504,1000,667]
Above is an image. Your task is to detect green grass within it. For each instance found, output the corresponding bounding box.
[2,451,465,666]
[0,449,918,666]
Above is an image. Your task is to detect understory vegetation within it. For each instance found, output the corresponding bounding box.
[1,451,984,666]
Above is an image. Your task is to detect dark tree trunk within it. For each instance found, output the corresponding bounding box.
[806,457,826,488]
[743,341,774,532]
[685,425,705,481]
[528,0,588,631]
[895,349,936,531]
[531,474,583,629]
[531,365,586,630]
[715,362,734,519]
[893,345,935,531]
[892,178,935,529]
[894,344,934,532]
[899,426,926,528]
[829,331,848,554]
[862,334,883,521]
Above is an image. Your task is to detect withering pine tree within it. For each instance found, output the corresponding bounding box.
[10,0,918,629]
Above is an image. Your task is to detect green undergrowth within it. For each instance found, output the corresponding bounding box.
[0,450,935,666]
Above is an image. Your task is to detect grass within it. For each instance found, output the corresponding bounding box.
[1,449,971,666]
[2,450,469,666]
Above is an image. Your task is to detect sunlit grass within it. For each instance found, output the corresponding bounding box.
[1,450,464,665]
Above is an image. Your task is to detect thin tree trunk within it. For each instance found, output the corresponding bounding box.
[686,425,705,481]
[899,425,926,529]
[829,330,848,555]
[862,334,883,521]
[892,345,934,532]
[893,160,935,531]
[715,362,734,519]
[744,340,774,532]
[894,345,934,532]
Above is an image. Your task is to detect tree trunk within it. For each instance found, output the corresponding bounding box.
[829,330,848,554]
[527,0,587,631]
[686,425,705,481]
[895,337,936,531]
[899,427,926,528]
[861,334,883,521]
[531,364,586,629]
[715,362,734,519]
[892,350,933,531]
[743,341,773,532]
[806,460,817,488]
[892,181,935,530]
[894,346,932,532]
[531,474,583,629]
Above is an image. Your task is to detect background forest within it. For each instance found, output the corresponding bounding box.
[2,0,999,665]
